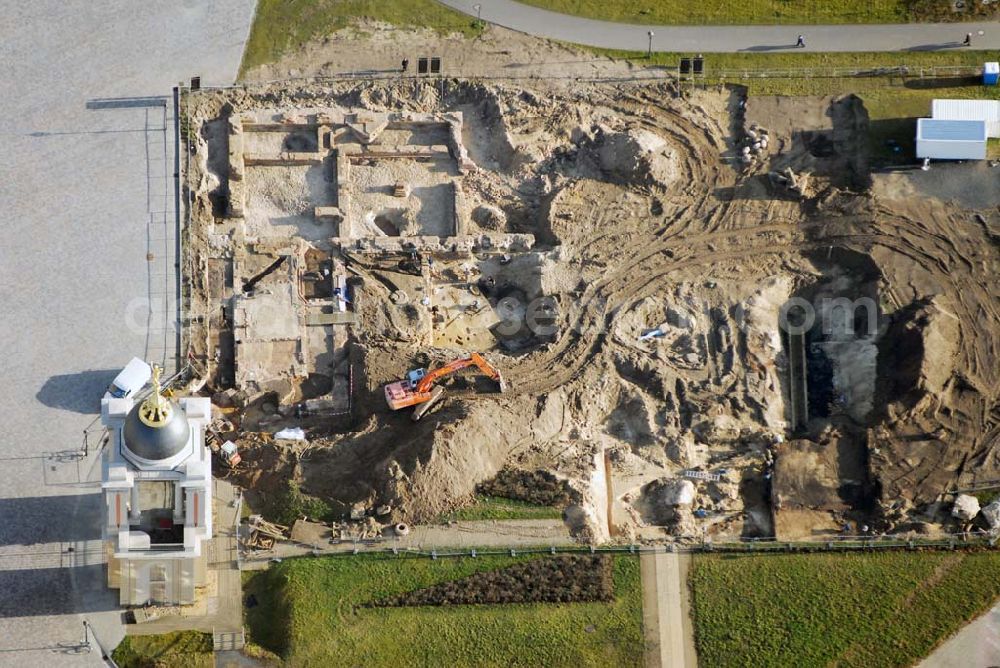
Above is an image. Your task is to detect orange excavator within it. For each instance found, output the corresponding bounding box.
[384,353,506,421]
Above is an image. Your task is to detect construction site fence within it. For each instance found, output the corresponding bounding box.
[176,62,987,96]
[240,531,999,566]
[234,490,244,572]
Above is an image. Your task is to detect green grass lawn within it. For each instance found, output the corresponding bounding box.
[111,631,213,668]
[691,551,1000,668]
[244,553,643,667]
[241,0,483,73]
[436,495,565,522]
[518,0,993,25]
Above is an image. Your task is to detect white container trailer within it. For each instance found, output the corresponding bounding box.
[931,99,1000,137]
[916,119,987,161]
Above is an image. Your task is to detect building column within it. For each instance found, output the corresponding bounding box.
[129,484,141,523]
[173,481,184,523]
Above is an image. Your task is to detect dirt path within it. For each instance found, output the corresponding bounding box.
[242,519,576,569]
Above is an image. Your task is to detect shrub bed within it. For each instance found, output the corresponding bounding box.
[477,468,577,507]
[368,555,613,607]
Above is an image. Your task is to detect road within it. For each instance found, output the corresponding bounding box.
[0,1,256,665]
[918,602,1000,668]
[438,0,1000,52]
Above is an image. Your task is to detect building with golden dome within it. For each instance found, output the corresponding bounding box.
[100,366,213,606]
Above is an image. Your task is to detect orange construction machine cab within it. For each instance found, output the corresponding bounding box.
[384,353,505,419]
[384,368,431,411]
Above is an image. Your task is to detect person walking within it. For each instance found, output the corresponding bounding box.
[402,58,409,72]
[964,32,972,47]
[796,34,805,48]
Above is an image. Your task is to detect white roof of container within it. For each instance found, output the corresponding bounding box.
[985,62,999,74]
[917,118,986,141]
[931,99,1000,122]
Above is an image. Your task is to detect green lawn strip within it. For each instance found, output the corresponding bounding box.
[517,0,992,25]
[111,631,213,668]
[241,0,483,74]
[598,48,991,79]
[437,495,564,522]
[691,551,1000,668]
[245,553,643,667]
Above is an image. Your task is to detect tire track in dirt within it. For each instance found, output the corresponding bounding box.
[513,214,998,402]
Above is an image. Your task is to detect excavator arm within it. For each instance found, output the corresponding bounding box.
[384,353,506,419]
[414,353,505,393]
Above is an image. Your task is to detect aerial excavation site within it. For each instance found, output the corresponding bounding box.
[180,77,999,545]
[12,1,1000,666]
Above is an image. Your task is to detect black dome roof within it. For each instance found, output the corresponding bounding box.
[122,399,190,461]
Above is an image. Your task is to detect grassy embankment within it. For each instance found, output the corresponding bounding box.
[241,0,483,73]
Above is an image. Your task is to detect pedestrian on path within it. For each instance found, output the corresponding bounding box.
[402,58,409,72]
[796,34,805,48]
[964,32,972,46]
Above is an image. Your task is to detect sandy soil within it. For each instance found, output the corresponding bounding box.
[180,27,1000,544]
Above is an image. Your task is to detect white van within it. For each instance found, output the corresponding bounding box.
[108,357,152,399]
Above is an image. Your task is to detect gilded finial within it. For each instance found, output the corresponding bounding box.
[138,364,173,427]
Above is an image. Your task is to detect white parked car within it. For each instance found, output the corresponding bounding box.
[108,357,152,398]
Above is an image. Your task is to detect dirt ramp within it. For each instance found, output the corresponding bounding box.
[380,392,566,521]
[875,297,958,415]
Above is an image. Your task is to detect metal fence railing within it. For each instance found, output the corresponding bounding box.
[234,489,244,572]
[176,62,987,103]
[237,529,1000,566]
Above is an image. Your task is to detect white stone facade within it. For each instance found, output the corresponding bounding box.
[100,394,213,606]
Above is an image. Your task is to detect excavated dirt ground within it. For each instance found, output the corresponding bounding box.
[182,71,1000,544]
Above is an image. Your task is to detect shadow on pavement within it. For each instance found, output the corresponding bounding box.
[0,565,115,618]
[739,44,798,52]
[36,370,117,414]
[0,494,102,546]
[905,41,964,52]
[85,96,167,110]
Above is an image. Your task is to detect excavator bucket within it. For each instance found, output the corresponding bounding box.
[411,386,446,421]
